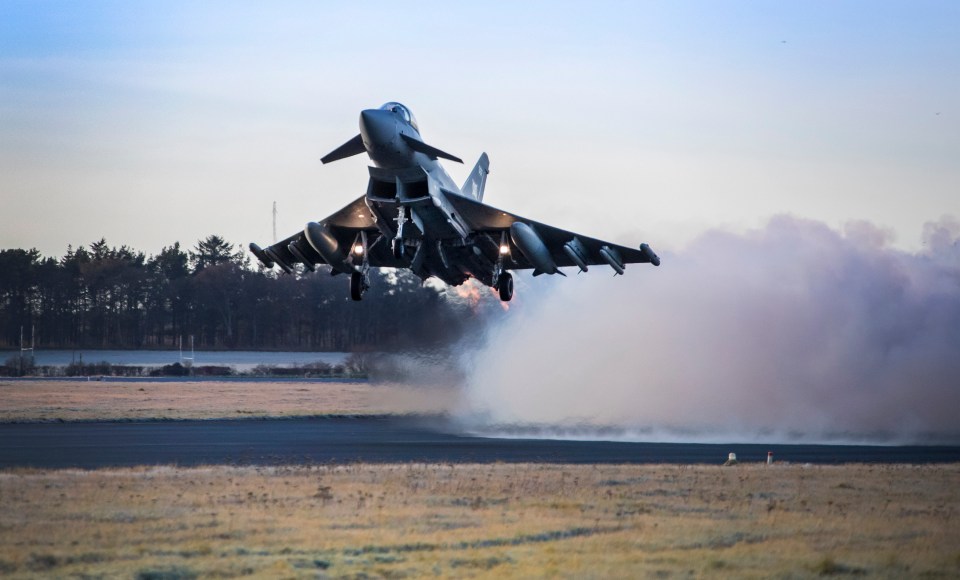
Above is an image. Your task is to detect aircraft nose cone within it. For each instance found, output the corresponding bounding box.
[359,109,396,147]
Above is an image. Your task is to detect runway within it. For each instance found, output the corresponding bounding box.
[2,417,959,469]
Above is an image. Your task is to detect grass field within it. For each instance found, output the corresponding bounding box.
[2,380,958,577]
[0,379,458,421]
[1,463,957,578]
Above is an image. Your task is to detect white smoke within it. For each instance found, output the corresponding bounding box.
[458,215,960,444]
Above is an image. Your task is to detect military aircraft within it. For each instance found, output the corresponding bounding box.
[249,102,660,301]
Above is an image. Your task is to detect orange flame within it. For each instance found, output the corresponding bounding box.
[453,280,483,308]
[450,279,510,311]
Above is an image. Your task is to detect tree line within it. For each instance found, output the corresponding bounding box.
[0,236,505,351]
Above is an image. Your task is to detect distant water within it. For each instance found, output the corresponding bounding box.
[8,350,349,371]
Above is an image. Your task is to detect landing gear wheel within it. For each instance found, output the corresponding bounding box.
[497,272,514,302]
[350,271,366,301]
[392,239,405,260]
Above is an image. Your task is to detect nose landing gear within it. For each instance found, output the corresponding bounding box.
[392,237,405,260]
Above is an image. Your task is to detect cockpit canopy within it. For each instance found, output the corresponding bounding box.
[380,102,418,131]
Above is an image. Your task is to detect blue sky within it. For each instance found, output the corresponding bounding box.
[2,1,958,256]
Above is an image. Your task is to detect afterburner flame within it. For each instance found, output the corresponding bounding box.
[450,279,509,311]
[453,279,483,307]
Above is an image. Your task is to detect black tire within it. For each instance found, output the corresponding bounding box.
[392,239,405,260]
[497,272,514,302]
[350,272,364,301]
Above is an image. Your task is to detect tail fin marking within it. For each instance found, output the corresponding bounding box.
[460,152,489,201]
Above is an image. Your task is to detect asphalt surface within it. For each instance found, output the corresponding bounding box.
[2,417,959,469]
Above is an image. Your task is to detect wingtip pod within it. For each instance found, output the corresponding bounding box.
[640,243,660,267]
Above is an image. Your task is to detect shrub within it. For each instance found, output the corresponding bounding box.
[1,354,35,376]
[149,362,190,377]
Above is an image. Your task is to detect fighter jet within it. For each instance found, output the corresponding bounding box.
[249,102,660,301]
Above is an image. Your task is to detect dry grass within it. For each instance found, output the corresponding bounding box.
[1,463,957,578]
[0,380,459,421]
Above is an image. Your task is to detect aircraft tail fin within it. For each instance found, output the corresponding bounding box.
[460,152,489,201]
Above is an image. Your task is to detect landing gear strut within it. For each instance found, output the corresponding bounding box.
[497,272,513,302]
[350,271,369,301]
[393,205,407,261]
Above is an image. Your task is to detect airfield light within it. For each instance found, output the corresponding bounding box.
[499,244,510,255]
[354,244,364,255]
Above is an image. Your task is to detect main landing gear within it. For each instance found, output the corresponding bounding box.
[497,272,513,302]
[350,271,369,301]
[350,230,372,301]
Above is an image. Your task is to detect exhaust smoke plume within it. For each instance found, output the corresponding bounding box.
[458,215,960,444]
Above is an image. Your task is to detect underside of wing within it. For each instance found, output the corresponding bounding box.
[446,193,660,273]
[321,195,376,229]
[249,195,402,273]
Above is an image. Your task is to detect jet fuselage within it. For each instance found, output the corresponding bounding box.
[355,103,480,286]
